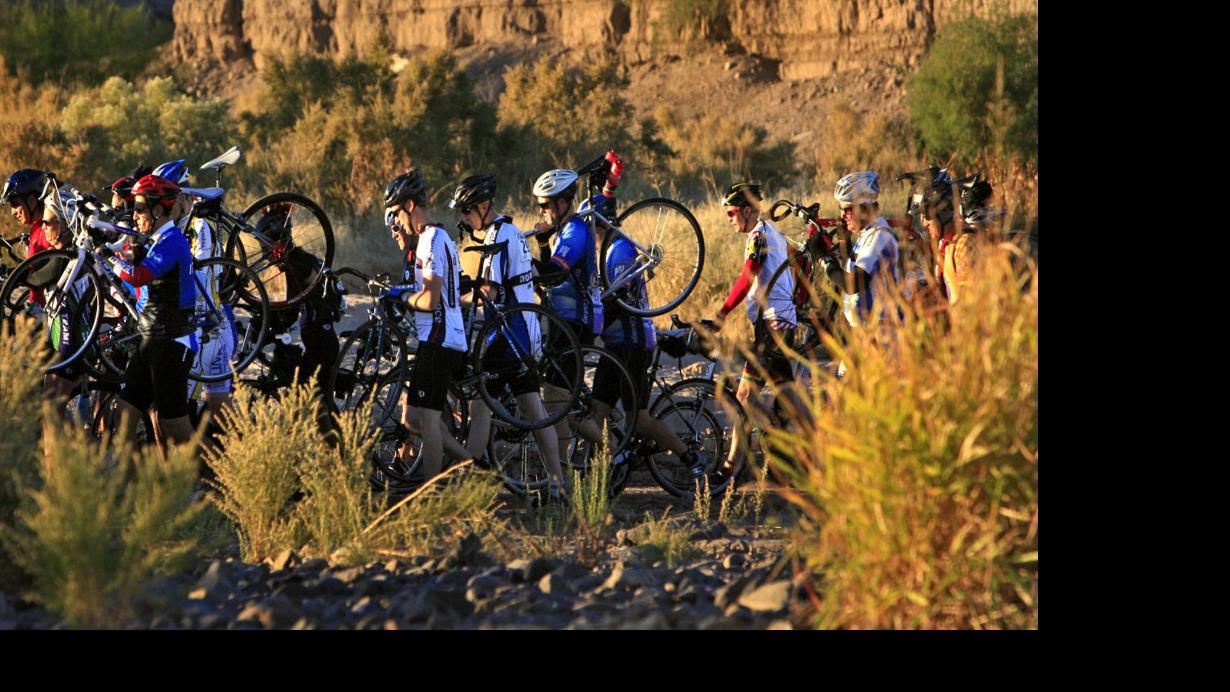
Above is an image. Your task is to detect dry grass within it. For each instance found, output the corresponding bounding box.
[755,247,1038,629]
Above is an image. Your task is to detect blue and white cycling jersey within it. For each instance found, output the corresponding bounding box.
[601,233,656,351]
[545,196,605,334]
[842,216,900,327]
[482,215,540,357]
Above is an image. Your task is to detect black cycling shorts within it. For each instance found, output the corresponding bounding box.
[541,320,595,390]
[742,320,796,385]
[481,338,541,397]
[593,345,650,412]
[119,336,193,419]
[407,341,466,411]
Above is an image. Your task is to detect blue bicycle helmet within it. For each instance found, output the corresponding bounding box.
[153,159,190,185]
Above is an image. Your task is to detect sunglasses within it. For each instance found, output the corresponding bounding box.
[840,205,855,214]
[537,200,556,210]
[459,206,476,216]
[726,208,744,218]
[133,202,154,215]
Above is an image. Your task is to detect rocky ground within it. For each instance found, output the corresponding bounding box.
[0,480,810,630]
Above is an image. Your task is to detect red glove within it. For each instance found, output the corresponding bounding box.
[603,150,623,196]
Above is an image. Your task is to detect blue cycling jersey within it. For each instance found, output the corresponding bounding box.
[111,220,196,338]
[601,234,656,350]
[546,196,604,334]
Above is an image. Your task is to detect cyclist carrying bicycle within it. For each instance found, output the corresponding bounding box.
[707,181,809,484]
[529,162,612,462]
[383,169,474,482]
[835,171,899,328]
[102,174,198,460]
[449,173,569,501]
[154,159,238,416]
[594,190,712,488]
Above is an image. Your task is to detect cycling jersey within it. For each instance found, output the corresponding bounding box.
[545,201,603,334]
[940,233,977,304]
[26,218,52,304]
[745,219,796,326]
[482,215,540,356]
[109,219,197,339]
[601,233,656,350]
[413,225,466,353]
[188,217,237,395]
[842,216,900,327]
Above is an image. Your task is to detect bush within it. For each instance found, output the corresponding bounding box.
[660,0,731,42]
[907,11,1038,162]
[498,57,641,193]
[2,409,204,628]
[60,76,236,185]
[650,105,796,195]
[762,250,1038,629]
[0,317,49,593]
[0,0,172,87]
[815,103,915,189]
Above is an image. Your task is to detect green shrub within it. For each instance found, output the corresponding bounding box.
[60,76,236,185]
[2,410,204,628]
[660,0,731,42]
[0,0,172,87]
[498,57,641,193]
[907,11,1038,162]
[650,105,796,195]
[205,386,318,562]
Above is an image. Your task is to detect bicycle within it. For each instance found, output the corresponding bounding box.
[0,178,271,385]
[524,154,706,318]
[187,146,335,309]
[568,315,748,498]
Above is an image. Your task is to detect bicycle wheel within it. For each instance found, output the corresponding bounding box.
[188,257,270,383]
[601,197,704,317]
[560,345,638,473]
[368,389,468,492]
[646,378,746,497]
[471,302,582,430]
[91,387,155,447]
[328,317,409,430]
[483,390,556,497]
[0,249,103,374]
[229,192,334,310]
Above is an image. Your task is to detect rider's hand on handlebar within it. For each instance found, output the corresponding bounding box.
[701,315,723,333]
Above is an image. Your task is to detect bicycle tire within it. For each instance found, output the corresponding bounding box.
[600,197,704,318]
[559,345,639,473]
[646,377,747,496]
[187,257,271,383]
[0,249,103,374]
[471,302,582,430]
[228,192,335,309]
[328,317,410,430]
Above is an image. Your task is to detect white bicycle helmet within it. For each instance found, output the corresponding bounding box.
[533,169,579,199]
[42,185,79,223]
[834,171,880,206]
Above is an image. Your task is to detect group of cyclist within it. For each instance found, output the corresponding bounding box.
[3,150,1001,502]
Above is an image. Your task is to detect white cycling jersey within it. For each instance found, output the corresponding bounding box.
[745,219,796,325]
[187,216,236,396]
[842,216,900,327]
[414,225,467,353]
[482,215,541,354]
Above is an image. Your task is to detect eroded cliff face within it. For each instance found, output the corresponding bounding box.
[172,0,1037,80]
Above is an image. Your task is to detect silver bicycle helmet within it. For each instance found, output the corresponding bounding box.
[533,169,579,199]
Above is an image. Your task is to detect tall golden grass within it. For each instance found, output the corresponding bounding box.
[751,244,1038,629]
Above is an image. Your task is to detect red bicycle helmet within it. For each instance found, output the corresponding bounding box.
[131,174,180,208]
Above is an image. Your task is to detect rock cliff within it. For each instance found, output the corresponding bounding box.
[172,0,1037,80]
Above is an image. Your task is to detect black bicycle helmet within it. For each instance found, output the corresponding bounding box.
[2,168,47,205]
[914,167,956,225]
[959,174,993,212]
[722,181,762,208]
[384,170,427,208]
[448,173,497,210]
